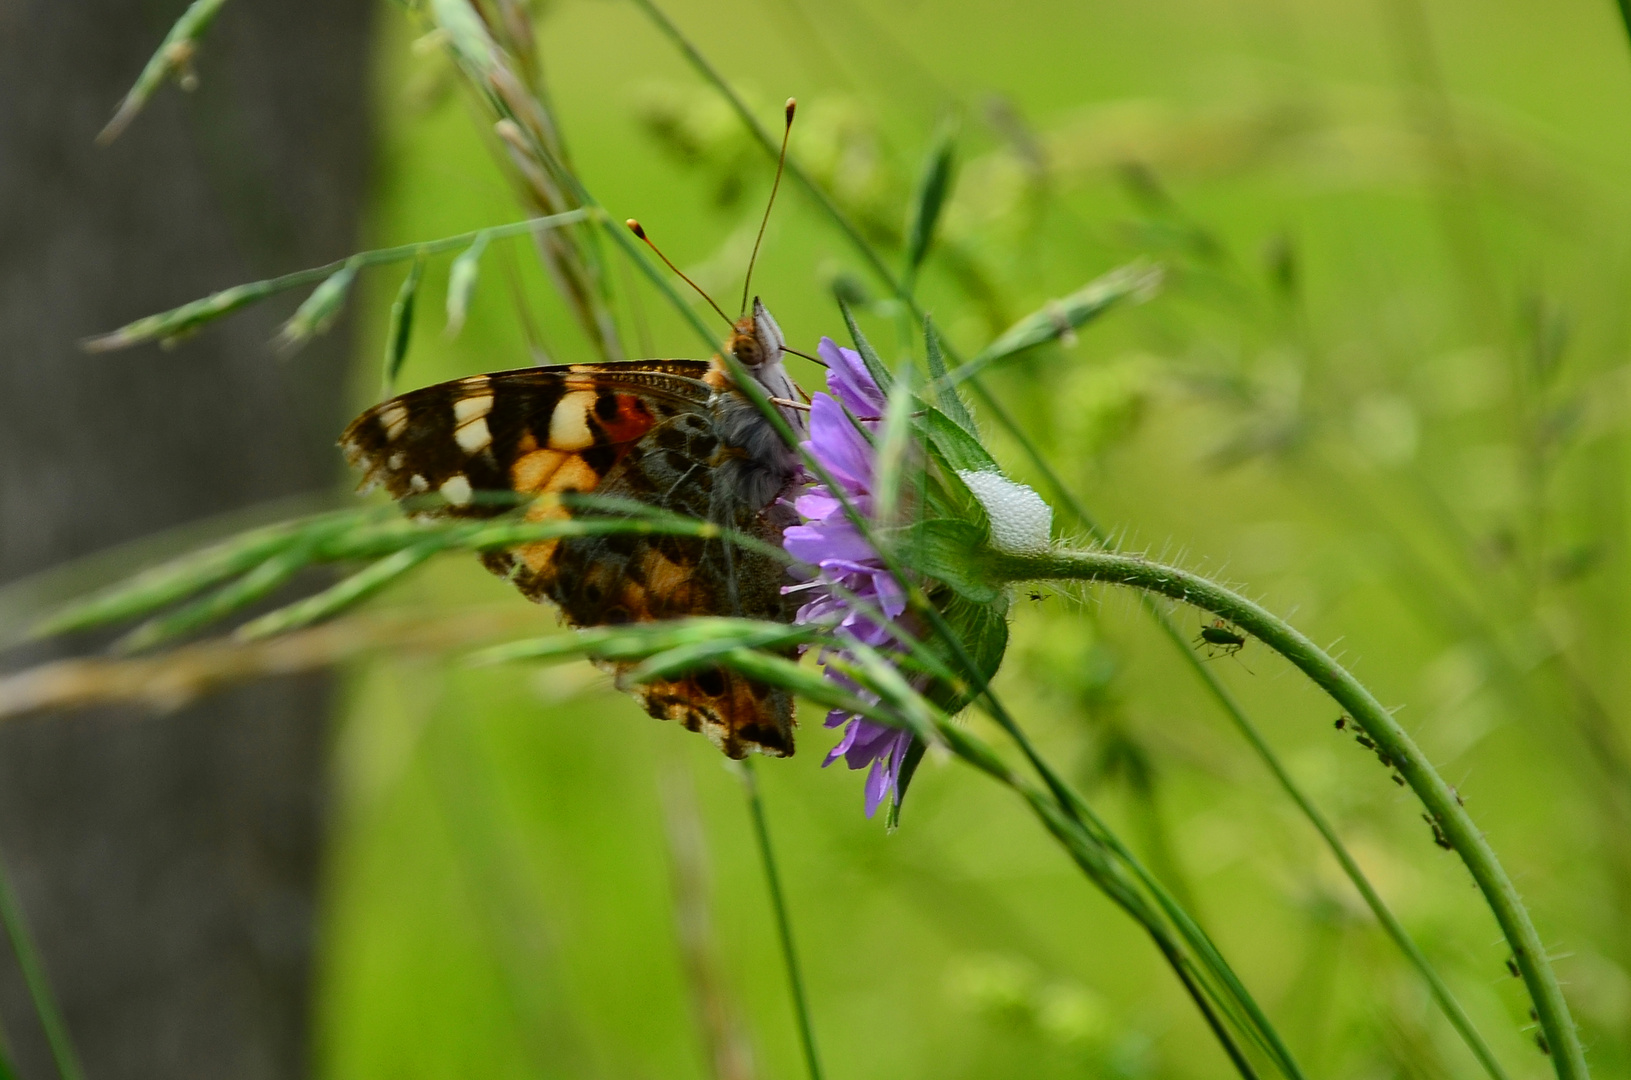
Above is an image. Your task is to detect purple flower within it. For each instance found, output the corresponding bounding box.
[783,337,914,818]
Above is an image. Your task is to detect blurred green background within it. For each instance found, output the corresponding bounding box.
[319,0,1631,1077]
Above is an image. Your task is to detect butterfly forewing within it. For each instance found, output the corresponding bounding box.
[340,359,798,758]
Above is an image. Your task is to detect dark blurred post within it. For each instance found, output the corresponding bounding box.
[0,2,372,1077]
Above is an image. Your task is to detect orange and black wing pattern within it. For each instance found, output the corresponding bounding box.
[340,361,798,758]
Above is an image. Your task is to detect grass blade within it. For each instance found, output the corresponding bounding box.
[0,849,83,1080]
[902,122,957,296]
[30,518,328,637]
[836,297,894,393]
[277,260,358,355]
[82,211,584,353]
[382,254,425,394]
[81,281,271,353]
[115,544,315,654]
[923,317,976,432]
[871,364,917,526]
[445,231,489,338]
[739,759,825,1080]
[943,262,1162,387]
[234,543,442,642]
[97,0,231,145]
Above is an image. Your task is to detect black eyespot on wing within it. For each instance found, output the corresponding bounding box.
[694,666,727,698]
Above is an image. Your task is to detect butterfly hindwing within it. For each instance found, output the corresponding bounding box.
[340,360,798,758]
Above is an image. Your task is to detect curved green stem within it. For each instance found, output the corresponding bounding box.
[990,547,1586,1080]
[964,384,1511,1080]
[616,7,1519,1073]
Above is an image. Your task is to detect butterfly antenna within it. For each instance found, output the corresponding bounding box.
[741,97,795,317]
[626,218,733,328]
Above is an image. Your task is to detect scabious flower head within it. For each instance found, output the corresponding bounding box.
[783,337,914,818]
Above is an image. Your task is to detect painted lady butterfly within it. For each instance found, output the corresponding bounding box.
[340,300,810,758]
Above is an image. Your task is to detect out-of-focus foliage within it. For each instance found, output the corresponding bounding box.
[314,1,1631,1078]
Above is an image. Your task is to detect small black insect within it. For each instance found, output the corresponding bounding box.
[1506,957,1520,978]
[1195,618,1247,658]
[1422,813,1452,850]
[1536,1031,1550,1056]
[1356,733,1376,750]
[1334,715,1349,731]
[1392,773,1405,786]
[1376,750,1393,768]
[1027,589,1047,602]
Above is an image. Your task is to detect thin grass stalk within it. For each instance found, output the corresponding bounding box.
[0,850,83,1080]
[634,12,1519,1067]
[986,547,1585,1079]
[738,760,824,1080]
[83,211,587,352]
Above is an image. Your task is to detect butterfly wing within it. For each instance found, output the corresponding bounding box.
[340,362,797,758]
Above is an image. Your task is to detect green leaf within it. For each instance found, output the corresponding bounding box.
[626,627,822,683]
[923,318,976,433]
[716,649,890,724]
[31,519,315,637]
[893,519,999,602]
[382,254,425,394]
[902,122,958,294]
[919,407,999,475]
[277,261,359,354]
[885,738,929,829]
[837,297,894,394]
[445,231,490,338]
[97,0,232,145]
[116,541,318,653]
[234,542,441,641]
[467,618,809,668]
[947,262,1163,386]
[924,591,1010,717]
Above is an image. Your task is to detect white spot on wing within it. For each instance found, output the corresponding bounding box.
[453,394,492,424]
[409,474,428,492]
[455,416,491,453]
[549,391,596,450]
[379,402,409,440]
[439,474,473,506]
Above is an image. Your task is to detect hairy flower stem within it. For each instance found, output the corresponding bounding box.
[903,588,1306,1077]
[962,382,1513,1080]
[628,20,1501,1066]
[990,547,1586,1080]
[739,760,824,1080]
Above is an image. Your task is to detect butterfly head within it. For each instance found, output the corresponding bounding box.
[727,297,786,371]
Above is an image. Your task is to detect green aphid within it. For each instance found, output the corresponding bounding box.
[1195,618,1246,658]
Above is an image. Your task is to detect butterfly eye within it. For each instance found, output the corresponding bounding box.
[731,335,763,367]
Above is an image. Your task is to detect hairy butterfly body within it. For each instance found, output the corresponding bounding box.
[341,300,808,757]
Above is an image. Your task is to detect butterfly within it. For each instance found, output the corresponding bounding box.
[340,299,811,758]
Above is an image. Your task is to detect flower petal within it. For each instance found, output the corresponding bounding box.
[806,394,874,490]
[783,522,878,565]
[819,337,887,415]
